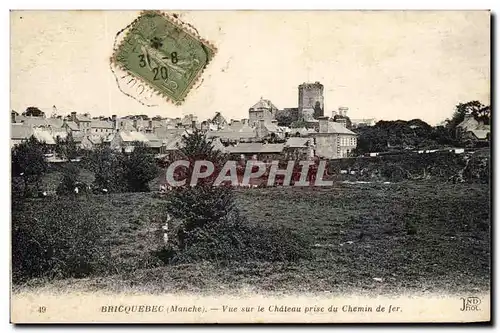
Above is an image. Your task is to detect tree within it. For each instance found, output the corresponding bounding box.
[54,132,78,161]
[56,162,80,195]
[166,130,235,250]
[85,145,127,193]
[22,106,45,117]
[124,141,158,192]
[11,136,48,197]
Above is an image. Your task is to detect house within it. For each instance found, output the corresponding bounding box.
[109,131,150,152]
[310,117,357,159]
[210,112,228,130]
[179,114,200,129]
[456,113,490,143]
[80,133,113,150]
[90,120,115,135]
[144,133,165,154]
[32,128,57,147]
[69,112,92,133]
[206,124,258,143]
[63,121,80,134]
[248,97,278,127]
[226,142,285,161]
[284,137,315,160]
[116,119,136,132]
[255,119,286,139]
[11,124,33,148]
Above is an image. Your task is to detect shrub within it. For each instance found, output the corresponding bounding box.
[156,212,311,264]
[83,146,127,193]
[11,136,48,197]
[123,142,158,192]
[11,197,112,282]
[56,163,80,195]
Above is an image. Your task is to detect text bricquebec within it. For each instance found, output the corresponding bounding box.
[164,160,334,187]
[101,305,165,313]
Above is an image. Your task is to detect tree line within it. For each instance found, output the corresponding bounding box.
[11,135,158,197]
[354,101,490,155]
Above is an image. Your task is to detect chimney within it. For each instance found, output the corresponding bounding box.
[191,120,196,129]
[71,112,77,122]
[318,116,329,133]
[11,110,16,123]
[149,119,153,128]
[256,119,266,138]
[133,118,138,130]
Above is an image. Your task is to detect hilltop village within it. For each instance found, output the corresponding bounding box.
[11,82,377,161]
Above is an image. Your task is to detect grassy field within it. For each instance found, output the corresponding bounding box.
[13,176,490,296]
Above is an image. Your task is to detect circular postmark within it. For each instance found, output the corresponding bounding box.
[110,11,216,106]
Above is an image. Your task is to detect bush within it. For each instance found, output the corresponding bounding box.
[83,146,128,193]
[11,197,112,282]
[11,136,48,197]
[56,163,80,195]
[124,142,158,192]
[156,211,311,264]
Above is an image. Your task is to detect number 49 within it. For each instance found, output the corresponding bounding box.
[38,306,46,313]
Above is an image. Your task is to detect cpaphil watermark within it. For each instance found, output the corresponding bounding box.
[163,159,334,188]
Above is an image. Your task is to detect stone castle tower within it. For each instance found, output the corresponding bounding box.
[298,82,324,120]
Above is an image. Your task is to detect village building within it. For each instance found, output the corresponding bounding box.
[210,112,228,130]
[226,142,285,161]
[63,121,80,133]
[248,97,278,127]
[90,119,115,135]
[456,111,490,143]
[310,117,358,159]
[206,123,258,143]
[284,137,315,160]
[109,131,150,153]
[255,119,286,140]
[11,124,33,148]
[69,112,92,133]
[80,133,113,150]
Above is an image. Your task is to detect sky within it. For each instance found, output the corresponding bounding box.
[10,10,490,125]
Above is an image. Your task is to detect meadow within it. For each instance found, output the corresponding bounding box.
[12,174,490,295]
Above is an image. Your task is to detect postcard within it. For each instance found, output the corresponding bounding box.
[10,10,491,324]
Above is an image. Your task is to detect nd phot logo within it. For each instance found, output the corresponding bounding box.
[460,297,481,311]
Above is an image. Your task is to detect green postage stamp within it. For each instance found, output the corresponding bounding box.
[111,10,217,105]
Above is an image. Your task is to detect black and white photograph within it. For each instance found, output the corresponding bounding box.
[9,9,491,323]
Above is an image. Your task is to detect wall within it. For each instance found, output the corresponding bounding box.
[314,134,339,159]
[249,108,273,127]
